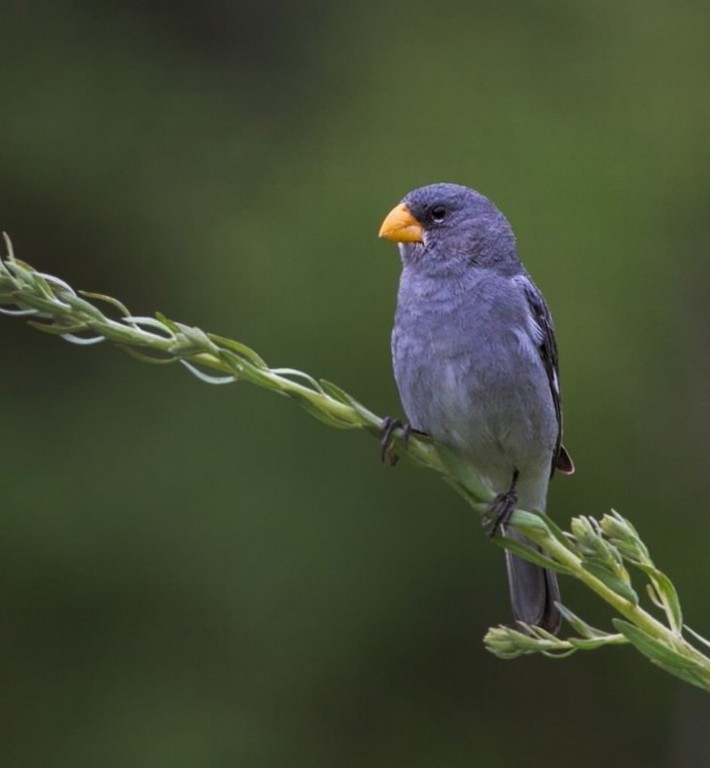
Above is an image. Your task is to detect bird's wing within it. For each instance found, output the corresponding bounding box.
[520,278,574,476]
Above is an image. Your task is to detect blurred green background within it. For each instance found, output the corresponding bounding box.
[2,2,710,766]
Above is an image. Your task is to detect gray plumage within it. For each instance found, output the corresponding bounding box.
[382,182,573,633]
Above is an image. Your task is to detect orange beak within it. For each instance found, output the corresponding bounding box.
[378,203,423,243]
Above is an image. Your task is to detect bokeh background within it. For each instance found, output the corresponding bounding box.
[2,2,710,766]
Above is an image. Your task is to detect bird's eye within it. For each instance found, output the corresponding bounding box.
[431,206,446,222]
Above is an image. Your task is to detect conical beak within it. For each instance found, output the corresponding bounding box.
[378,203,423,243]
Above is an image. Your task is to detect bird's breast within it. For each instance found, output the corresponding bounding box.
[392,275,556,479]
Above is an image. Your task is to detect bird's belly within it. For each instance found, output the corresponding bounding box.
[395,345,555,484]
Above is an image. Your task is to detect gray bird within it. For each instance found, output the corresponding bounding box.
[379,182,573,634]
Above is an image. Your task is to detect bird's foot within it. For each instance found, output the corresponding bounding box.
[484,490,517,539]
[379,417,415,467]
[483,469,520,539]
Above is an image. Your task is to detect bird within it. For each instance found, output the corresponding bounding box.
[378,182,573,634]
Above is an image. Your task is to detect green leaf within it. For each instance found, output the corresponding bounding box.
[12,291,66,314]
[286,388,359,429]
[493,534,574,576]
[271,368,325,393]
[181,360,237,384]
[582,562,639,604]
[442,478,490,511]
[154,312,181,333]
[118,345,178,364]
[484,625,559,659]
[98,322,160,346]
[319,379,357,405]
[636,565,683,633]
[80,290,131,318]
[600,511,650,564]
[63,293,110,322]
[209,333,268,367]
[567,635,628,651]
[28,320,87,335]
[484,622,627,660]
[613,620,708,689]
[556,604,618,640]
[212,352,280,388]
[538,511,578,551]
[315,380,380,427]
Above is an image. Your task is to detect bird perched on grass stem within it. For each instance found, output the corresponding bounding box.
[379,183,573,634]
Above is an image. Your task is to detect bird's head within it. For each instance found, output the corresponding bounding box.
[379,183,520,275]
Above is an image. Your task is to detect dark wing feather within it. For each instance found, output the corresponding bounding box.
[522,281,574,477]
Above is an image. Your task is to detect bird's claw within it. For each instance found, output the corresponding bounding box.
[483,469,520,538]
[379,416,412,467]
[484,491,518,539]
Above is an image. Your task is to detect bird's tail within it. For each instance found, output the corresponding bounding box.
[503,526,561,634]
